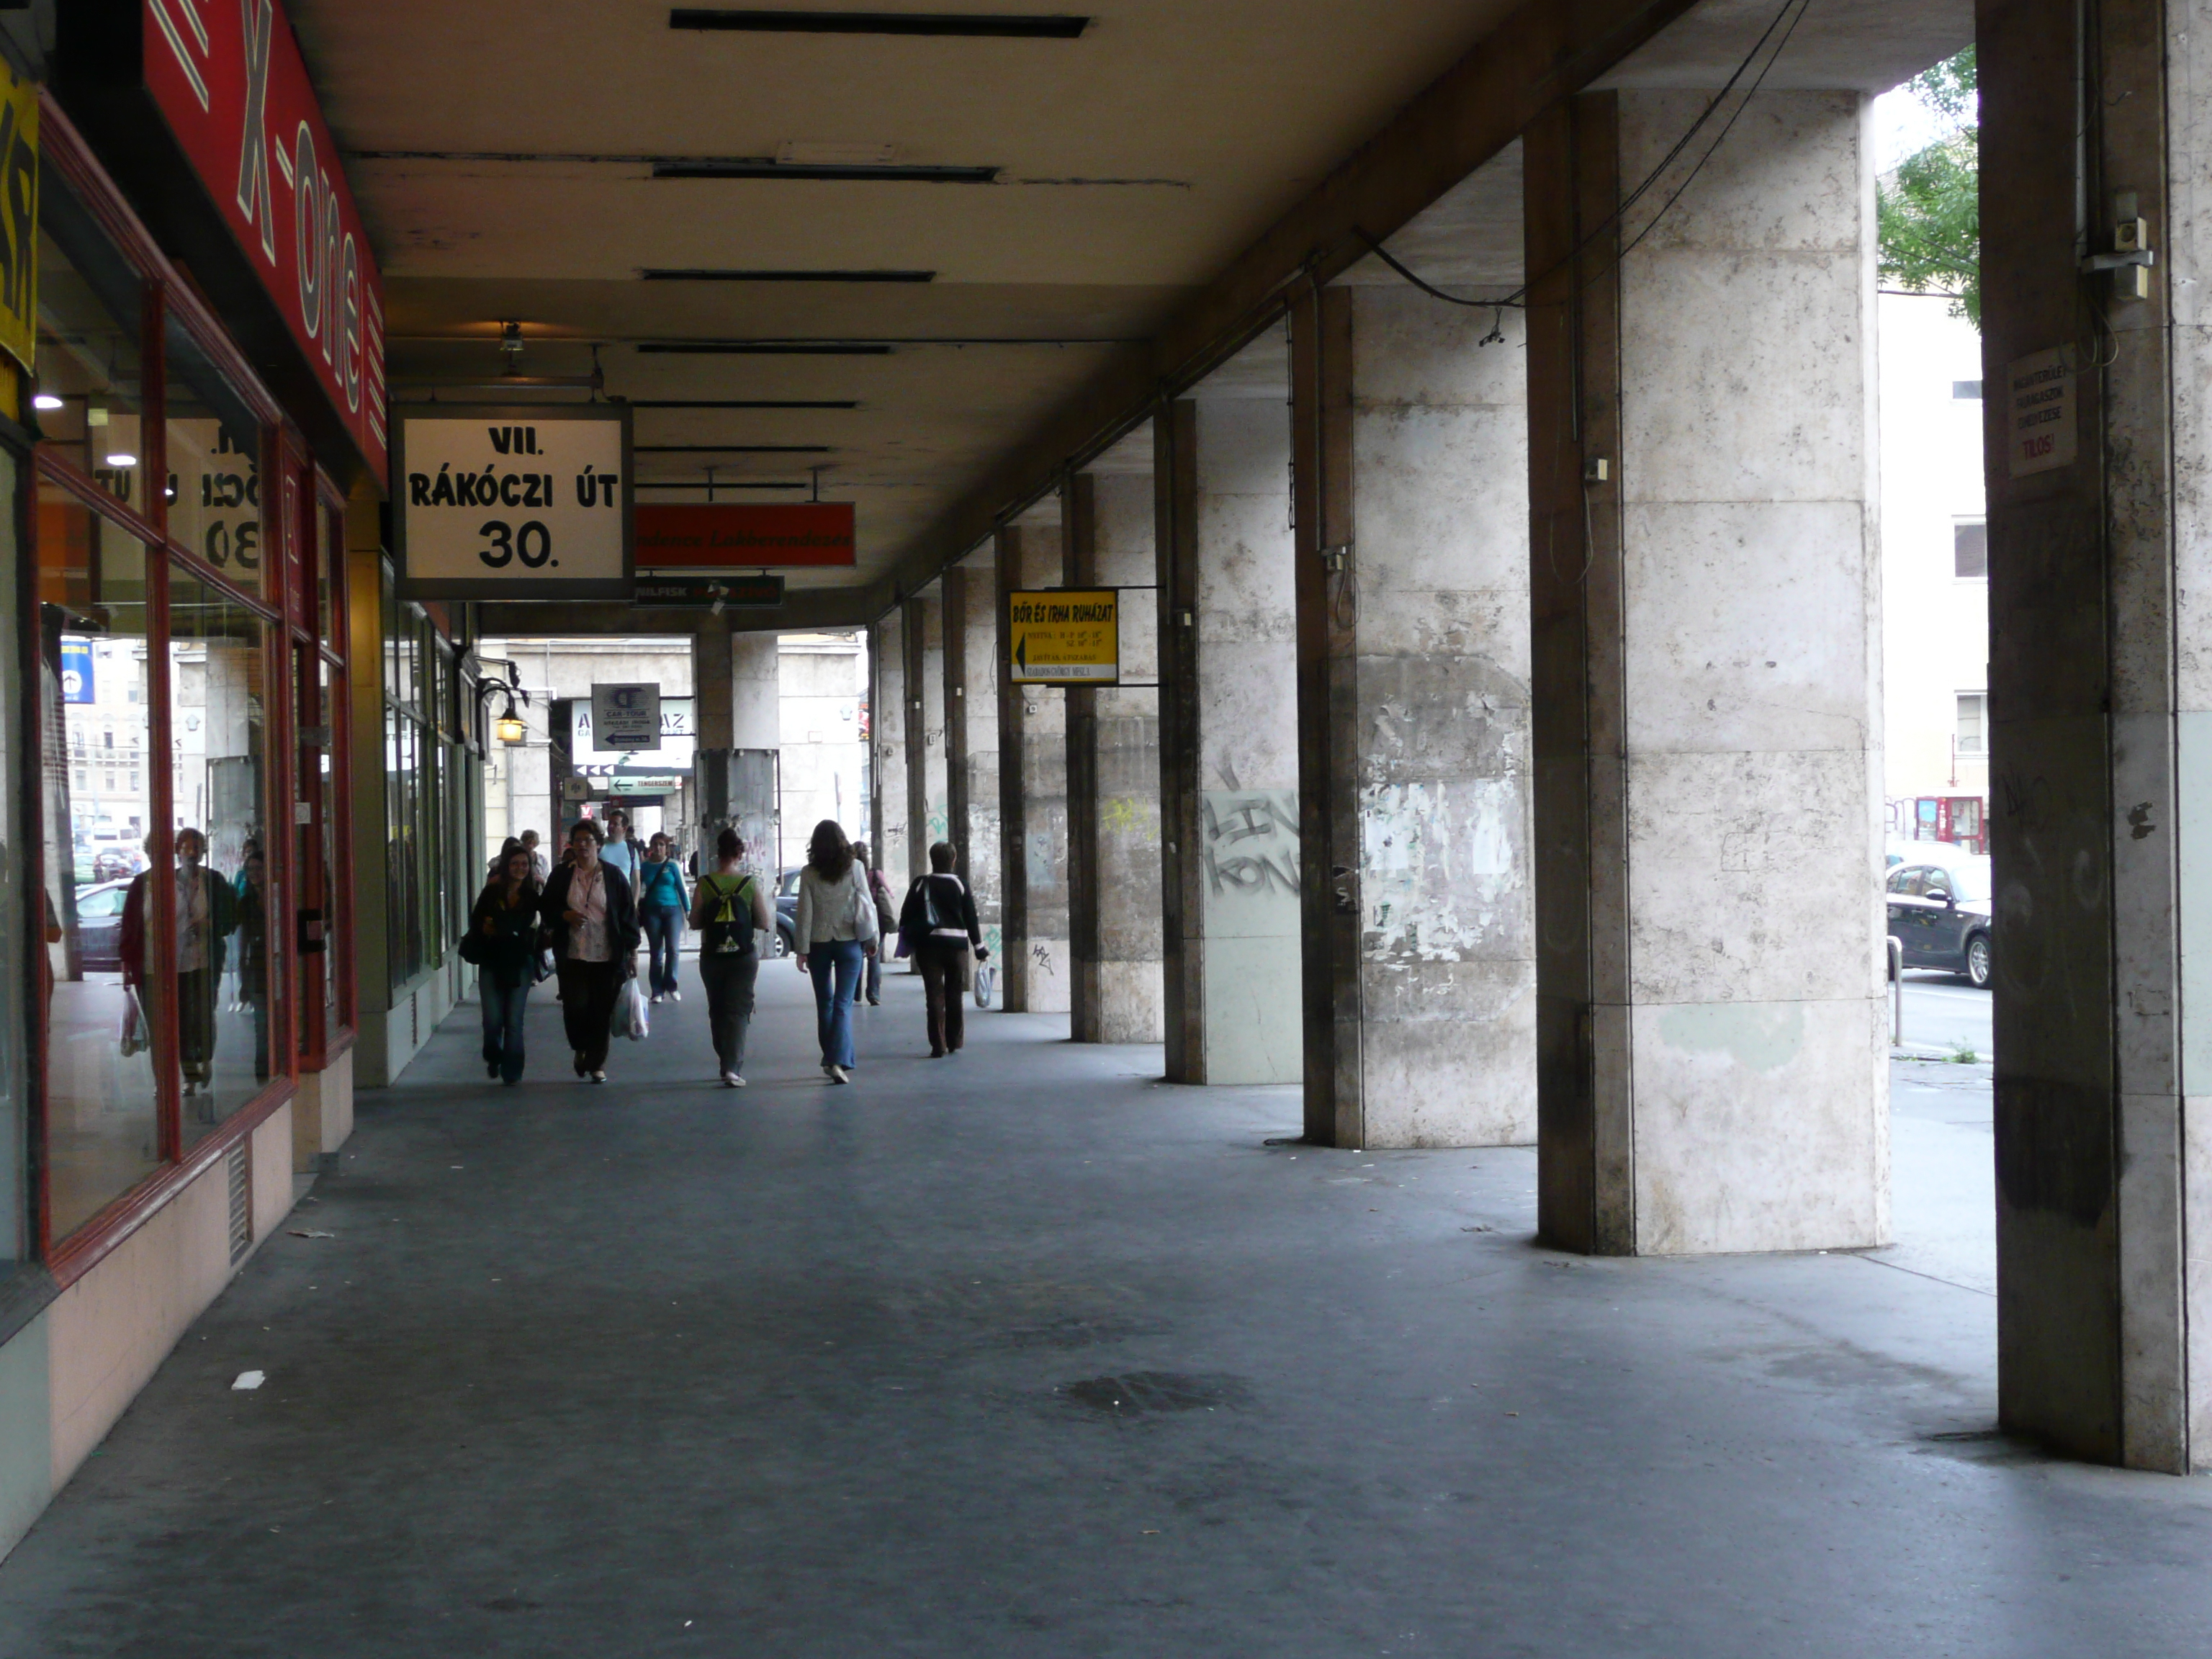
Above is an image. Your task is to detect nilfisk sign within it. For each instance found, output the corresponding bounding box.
[392,404,634,599]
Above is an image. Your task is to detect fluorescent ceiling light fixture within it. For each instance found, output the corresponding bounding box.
[637,341,893,356]
[652,158,998,182]
[639,268,935,282]
[32,392,63,410]
[104,452,138,467]
[627,399,859,409]
[670,9,1089,37]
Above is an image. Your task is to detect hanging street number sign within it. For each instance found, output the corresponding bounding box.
[392,403,633,598]
[1007,588,1119,685]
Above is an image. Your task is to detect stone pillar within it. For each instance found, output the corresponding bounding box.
[1156,393,1302,1084]
[869,617,908,887]
[1524,89,1887,1256]
[1977,0,2212,1470]
[692,624,780,875]
[996,513,1071,1012]
[901,590,948,880]
[944,552,1003,961]
[1290,281,1535,1148]
[1067,464,1164,1043]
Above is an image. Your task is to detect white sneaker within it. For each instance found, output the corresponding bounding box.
[650,993,663,1004]
[670,990,682,1002]
[828,1064,850,1084]
[589,1070,606,1084]
[722,1071,745,1088]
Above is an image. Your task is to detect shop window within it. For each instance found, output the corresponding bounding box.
[167,570,275,1138]
[32,174,146,514]
[36,487,162,1240]
[317,502,339,649]
[0,448,25,1277]
[1954,521,1987,580]
[164,318,264,597]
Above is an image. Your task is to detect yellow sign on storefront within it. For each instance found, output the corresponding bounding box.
[0,58,34,380]
[1007,588,1118,685]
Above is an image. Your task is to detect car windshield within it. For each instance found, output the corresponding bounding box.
[1954,858,1993,903]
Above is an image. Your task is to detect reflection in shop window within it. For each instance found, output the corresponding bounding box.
[166,570,276,1141]
[0,449,24,1277]
[164,318,263,597]
[37,485,163,1240]
[33,171,145,515]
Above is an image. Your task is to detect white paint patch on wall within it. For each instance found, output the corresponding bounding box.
[1359,778,1523,963]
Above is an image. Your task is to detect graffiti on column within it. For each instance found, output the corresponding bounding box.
[1202,791,1298,897]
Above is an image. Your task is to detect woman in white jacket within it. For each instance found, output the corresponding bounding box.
[793,819,878,1083]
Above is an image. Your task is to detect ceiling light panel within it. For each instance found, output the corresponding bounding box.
[670,10,1090,38]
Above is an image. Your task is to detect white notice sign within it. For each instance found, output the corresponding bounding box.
[2006,346,2077,477]
[592,683,662,751]
[393,404,632,598]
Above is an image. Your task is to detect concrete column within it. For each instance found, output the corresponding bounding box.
[693,626,779,873]
[1290,281,1535,1148]
[1525,89,1886,1256]
[1977,0,2212,1470]
[902,590,948,879]
[869,618,908,886]
[1067,464,1164,1043]
[995,513,1071,1012]
[943,552,1003,961]
[1156,390,1303,1084]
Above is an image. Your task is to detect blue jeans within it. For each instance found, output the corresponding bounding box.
[480,971,531,1083]
[806,940,866,1069]
[642,904,685,996]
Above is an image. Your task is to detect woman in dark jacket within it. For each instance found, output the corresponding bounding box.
[897,840,987,1058]
[539,821,642,1083]
[469,844,543,1084]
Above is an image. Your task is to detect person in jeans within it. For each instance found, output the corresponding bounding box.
[689,827,774,1087]
[637,832,691,1004]
[854,840,896,1006]
[469,845,542,1084]
[899,841,988,1058]
[793,818,878,1084]
[599,807,641,886]
[540,820,639,1084]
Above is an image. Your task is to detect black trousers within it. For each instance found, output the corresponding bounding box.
[557,958,621,1071]
[917,937,968,1054]
[698,950,758,1074]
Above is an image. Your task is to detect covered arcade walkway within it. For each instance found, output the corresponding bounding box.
[0,973,2206,1657]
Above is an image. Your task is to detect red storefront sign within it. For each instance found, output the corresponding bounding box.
[140,0,387,481]
[636,503,856,567]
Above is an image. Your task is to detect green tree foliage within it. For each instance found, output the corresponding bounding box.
[1878,49,1979,325]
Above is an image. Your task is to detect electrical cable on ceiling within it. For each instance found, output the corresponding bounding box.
[1355,0,1813,328]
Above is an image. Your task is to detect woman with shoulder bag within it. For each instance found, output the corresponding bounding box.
[793,819,877,1084]
[854,841,896,1005]
[539,820,640,1084]
[897,841,988,1058]
[467,844,543,1084]
[689,828,774,1087]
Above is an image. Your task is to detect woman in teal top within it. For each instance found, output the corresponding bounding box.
[637,832,691,1003]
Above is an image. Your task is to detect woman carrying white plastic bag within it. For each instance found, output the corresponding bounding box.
[613,974,649,1041]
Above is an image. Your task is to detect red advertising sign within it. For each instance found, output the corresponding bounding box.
[635,503,856,568]
[141,0,387,481]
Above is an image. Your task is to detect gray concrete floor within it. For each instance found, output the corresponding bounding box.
[1,968,2208,1658]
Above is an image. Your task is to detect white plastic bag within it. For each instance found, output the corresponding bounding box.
[613,976,649,1041]
[973,963,994,1011]
[119,989,151,1057]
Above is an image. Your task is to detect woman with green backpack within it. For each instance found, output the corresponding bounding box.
[688,827,774,1087]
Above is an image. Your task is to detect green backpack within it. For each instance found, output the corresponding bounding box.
[699,874,757,958]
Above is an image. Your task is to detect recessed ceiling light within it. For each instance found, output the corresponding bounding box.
[670,10,1090,37]
[639,269,935,283]
[105,453,138,467]
[32,392,63,410]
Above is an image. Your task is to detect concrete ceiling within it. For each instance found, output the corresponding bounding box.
[291,0,1970,608]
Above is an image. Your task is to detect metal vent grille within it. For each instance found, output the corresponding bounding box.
[225,1143,251,1265]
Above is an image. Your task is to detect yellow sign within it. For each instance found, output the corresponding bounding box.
[1007,588,1118,684]
[0,60,34,379]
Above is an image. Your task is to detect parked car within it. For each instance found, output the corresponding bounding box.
[1884,837,1977,871]
[1886,855,1992,987]
[772,867,800,957]
[71,878,130,973]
